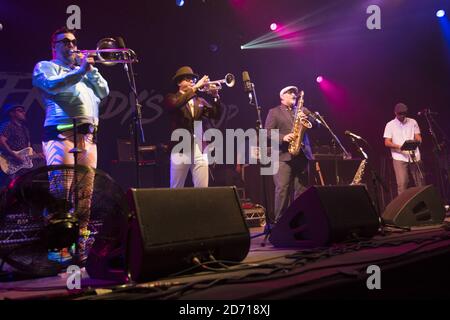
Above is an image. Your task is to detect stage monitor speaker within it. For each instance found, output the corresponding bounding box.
[269,185,380,248]
[382,185,445,227]
[127,186,250,281]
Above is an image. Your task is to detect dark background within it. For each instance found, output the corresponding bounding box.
[1,0,449,205]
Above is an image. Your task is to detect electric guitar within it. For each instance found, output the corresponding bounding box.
[0,147,42,175]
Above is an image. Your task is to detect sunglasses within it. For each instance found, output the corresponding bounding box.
[54,38,77,46]
[397,112,407,116]
[182,77,197,83]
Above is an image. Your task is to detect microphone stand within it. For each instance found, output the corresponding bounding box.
[314,113,351,185]
[68,117,83,260]
[123,50,144,188]
[348,137,379,213]
[69,118,82,214]
[246,83,263,131]
[347,136,396,233]
[245,82,270,246]
[422,110,449,203]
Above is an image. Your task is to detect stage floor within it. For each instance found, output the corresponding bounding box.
[1,220,450,300]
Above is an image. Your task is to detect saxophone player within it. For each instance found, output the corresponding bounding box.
[265,86,315,225]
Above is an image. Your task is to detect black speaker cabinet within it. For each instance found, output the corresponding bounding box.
[382,185,445,227]
[269,185,380,248]
[127,186,250,281]
[109,161,158,190]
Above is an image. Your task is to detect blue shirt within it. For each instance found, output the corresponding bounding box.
[32,60,109,127]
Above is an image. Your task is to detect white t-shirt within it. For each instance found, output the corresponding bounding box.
[383,117,421,162]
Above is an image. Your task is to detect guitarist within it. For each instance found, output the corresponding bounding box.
[0,104,32,186]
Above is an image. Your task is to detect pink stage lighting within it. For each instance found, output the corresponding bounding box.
[316,76,323,83]
[270,23,278,31]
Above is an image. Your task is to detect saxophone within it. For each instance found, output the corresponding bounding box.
[350,159,367,185]
[288,91,313,156]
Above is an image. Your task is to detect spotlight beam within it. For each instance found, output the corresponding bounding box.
[241,1,346,49]
[242,38,302,49]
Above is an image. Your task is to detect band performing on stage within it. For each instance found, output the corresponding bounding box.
[0,1,449,300]
[0,25,445,259]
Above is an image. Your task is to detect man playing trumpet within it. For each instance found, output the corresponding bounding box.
[164,66,221,188]
[32,27,109,261]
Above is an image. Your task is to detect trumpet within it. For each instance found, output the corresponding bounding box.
[198,73,235,92]
[70,38,138,66]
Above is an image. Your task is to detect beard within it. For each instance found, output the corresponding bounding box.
[57,49,76,66]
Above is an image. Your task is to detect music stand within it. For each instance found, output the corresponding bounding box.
[400,140,423,180]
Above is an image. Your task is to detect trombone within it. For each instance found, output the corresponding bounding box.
[71,38,138,66]
[198,73,235,92]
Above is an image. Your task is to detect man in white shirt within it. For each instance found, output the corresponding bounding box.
[384,103,425,195]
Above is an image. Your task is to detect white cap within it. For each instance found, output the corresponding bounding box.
[279,86,298,98]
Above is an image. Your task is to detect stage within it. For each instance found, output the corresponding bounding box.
[1,220,450,301]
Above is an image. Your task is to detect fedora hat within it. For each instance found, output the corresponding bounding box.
[172,66,199,84]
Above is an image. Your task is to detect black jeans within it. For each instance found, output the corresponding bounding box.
[273,154,309,223]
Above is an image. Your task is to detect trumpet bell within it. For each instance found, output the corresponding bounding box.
[198,73,236,92]
[96,38,122,66]
[224,73,235,88]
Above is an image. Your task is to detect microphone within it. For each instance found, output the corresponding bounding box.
[417,109,438,116]
[302,106,311,115]
[242,71,253,103]
[345,130,364,141]
[302,108,322,124]
[242,71,253,93]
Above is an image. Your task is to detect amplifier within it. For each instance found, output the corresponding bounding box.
[241,203,266,227]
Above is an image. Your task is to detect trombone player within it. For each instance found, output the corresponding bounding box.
[164,66,222,188]
[32,27,109,261]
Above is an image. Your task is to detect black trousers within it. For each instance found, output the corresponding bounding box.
[273,154,309,223]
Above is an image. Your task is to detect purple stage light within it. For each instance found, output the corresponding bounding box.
[270,23,278,31]
[316,76,323,83]
[209,44,219,52]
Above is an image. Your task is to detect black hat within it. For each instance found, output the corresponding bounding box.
[2,103,24,118]
[172,66,199,84]
[394,103,408,114]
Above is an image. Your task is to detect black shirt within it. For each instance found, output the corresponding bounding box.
[0,120,30,151]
